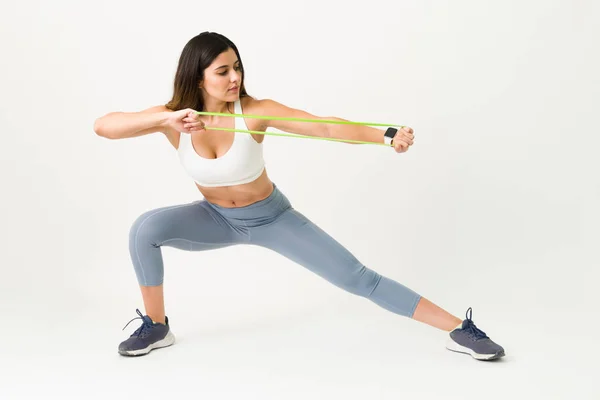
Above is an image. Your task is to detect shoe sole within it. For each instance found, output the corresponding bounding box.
[445,338,505,361]
[119,331,176,357]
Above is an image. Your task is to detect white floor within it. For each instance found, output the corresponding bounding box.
[2,294,597,400]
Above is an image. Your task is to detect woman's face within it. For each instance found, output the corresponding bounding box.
[200,48,242,101]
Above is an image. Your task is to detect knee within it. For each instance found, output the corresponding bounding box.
[129,210,165,246]
[337,264,381,297]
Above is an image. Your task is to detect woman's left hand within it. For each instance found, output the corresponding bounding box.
[393,127,415,153]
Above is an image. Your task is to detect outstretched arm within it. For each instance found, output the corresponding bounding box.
[258,99,414,152]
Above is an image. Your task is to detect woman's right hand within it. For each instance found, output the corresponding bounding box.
[164,108,206,134]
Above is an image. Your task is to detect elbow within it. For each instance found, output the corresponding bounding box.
[93,118,104,136]
[93,116,114,139]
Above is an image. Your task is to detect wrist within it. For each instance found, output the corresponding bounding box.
[383,127,397,145]
[156,111,171,129]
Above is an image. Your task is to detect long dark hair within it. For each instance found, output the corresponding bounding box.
[165,32,249,112]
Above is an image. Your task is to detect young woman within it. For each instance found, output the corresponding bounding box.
[94,31,505,361]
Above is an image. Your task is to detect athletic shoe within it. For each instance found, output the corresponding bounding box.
[446,307,505,360]
[118,309,175,356]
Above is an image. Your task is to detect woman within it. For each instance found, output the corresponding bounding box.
[94,31,505,361]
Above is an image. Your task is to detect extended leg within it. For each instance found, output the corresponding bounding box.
[250,207,424,319]
[249,206,505,359]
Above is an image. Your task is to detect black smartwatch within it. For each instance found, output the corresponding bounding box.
[384,127,397,145]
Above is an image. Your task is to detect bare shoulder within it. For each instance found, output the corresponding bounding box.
[140,104,180,149]
[239,96,296,130]
[240,96,279,115]
[240,96,325,137]
[240,95,262,111]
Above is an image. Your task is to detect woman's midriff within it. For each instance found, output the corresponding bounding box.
[195,168,274,208]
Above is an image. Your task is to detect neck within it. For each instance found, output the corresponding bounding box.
[202,98,232,114]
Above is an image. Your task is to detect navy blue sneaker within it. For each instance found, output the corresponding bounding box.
[446,307,505,361]
[118,309,175,356]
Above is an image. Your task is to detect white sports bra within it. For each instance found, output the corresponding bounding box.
[177,99,265,187]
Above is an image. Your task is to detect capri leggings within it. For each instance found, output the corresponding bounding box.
[128,182,422,318]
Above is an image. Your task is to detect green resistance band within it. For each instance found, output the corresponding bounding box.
[195,110,406,147]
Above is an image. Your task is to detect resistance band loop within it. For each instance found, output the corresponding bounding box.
[195,110,405,146]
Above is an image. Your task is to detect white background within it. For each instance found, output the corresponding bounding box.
[1,0,598,398]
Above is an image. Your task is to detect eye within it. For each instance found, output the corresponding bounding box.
[217,65,240,76]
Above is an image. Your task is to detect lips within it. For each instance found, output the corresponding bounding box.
[228,86,239,91]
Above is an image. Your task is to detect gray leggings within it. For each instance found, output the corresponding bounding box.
[128,183,422,318]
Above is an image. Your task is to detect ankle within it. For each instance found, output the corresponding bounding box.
[148,315,166,325]
[450,319,463,331]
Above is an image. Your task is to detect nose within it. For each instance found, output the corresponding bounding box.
[230,70,241,83]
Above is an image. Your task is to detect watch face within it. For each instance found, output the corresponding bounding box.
[385,127,397,138]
